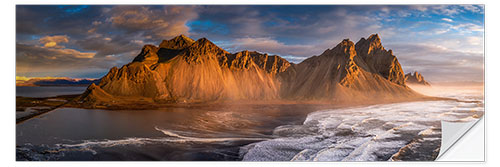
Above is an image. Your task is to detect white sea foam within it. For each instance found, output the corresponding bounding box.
[154,126,271,142]
[241,95,483,161]
[54,126,271,154]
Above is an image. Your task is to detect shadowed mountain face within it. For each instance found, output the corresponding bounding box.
[355,34,406,86]
[78,34,420,107]
[405,71,431,86]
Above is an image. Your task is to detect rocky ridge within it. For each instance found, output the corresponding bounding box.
[355,34,406,85]
[76,34,423,108]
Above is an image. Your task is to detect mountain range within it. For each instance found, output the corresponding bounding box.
[76,34,429,108]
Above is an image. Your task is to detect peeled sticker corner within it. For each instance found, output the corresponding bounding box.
[436,117,483,161]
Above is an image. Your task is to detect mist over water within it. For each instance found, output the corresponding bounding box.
[16,83,483,161]
[408,82,484,101]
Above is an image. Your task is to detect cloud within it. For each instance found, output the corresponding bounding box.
[192,6,266,38]
[104,6,198,40]
[71,6,200,58]
[74,35,143,58]
[16,42,139,78]
[16,43,104,73]
[17,5,199,59]
[450,23,484,33]
[230,37,319,58]
[16,6,104,36]
[15,5,202,78]
[409,5,429,12]
[460,5,484,13]
[39,35,70,48]
[466,36,482,46]
[408,5,484,17]
[432,5,462,16]
[441,18,453,22]
[387,43,483,82]
[421,21,483,36]
[193,6,389,58]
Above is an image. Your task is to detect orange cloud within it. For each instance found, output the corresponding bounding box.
[39,35,69,48]
[16,76,68,81]
[16,43,99,74]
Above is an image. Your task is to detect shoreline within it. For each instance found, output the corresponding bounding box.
[70,94,454,110]
[16,93,454,124]
[16,94,79,124]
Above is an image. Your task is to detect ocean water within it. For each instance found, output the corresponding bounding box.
[16,86,87,98]
[15,84,483,161]
[240,84,484,161]
[16,104,326,160]
[241,100,482,161]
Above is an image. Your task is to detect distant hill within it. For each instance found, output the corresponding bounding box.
[76,34,425,108]
[16,77,100,87]
[405,71,431,86]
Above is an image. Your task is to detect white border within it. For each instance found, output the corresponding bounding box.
[3,0,498,167]
[7,0,492,5]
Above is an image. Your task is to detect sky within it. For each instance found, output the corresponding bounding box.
[16,5,484,82]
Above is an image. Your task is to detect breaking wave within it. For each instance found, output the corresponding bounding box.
[240,99,483,161]
[61,126,269,150]
[17,126,271,160]
[153,126,272,142]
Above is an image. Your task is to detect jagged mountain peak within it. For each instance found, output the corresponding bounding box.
[356,33,383,52]
[159,34,195,50]
[87,83,99,90]
[353,33,405,86]
[357,34,381,44]
[176,34,192,40]
[186,37,229,55]
[234,50,262,57]
[194,37,215,46]
[340,38,354,46]
[132,44,160,65]
[324,39,357,58]
[367,33,381,42]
